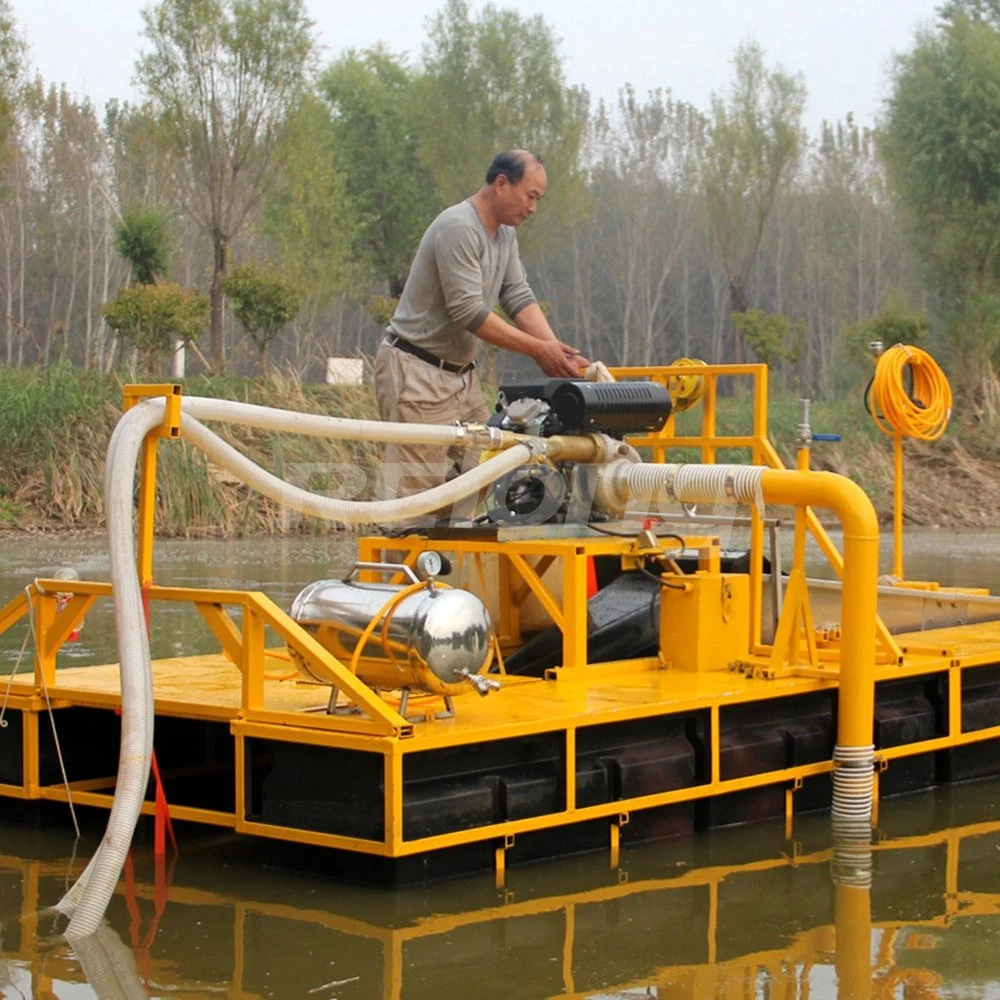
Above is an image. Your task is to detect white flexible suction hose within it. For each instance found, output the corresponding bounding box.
[180,414,533,523]
[59,401,160,940]
[180,396,482,447]
[56,398,539,938]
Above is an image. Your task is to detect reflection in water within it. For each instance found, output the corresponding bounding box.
[2,787,1000,998]
[70,922,147,999]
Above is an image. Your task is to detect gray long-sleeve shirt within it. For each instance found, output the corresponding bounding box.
[388,199,537,365]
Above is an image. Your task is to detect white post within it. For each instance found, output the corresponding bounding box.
[325,357,364,385]
[171,339,186,379]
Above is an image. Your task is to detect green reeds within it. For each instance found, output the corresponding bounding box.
[0,367,383,536]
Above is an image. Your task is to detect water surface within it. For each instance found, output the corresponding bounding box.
[1,529,1000,998]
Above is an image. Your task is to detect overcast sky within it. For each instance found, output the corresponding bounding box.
[10,0,940,133]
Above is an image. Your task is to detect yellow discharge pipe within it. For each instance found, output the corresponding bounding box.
[762,469,878,841]
[760,470,879,749]
[601,461,879,836]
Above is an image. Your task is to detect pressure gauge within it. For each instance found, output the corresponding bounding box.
[415,550,444,581]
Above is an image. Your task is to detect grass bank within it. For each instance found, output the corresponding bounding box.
[1,365,998,535]
[0,365,382,537]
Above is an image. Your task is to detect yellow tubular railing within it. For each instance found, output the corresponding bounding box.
[0,581,412,738]
[612,362,903,666]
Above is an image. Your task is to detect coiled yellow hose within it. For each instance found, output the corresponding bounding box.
[869,344,951,441]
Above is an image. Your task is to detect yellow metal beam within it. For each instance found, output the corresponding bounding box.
[758,436,903,665]
[391,760,834,856]
[43,594,96,653]
[37,786,235,827]
[0,590,28,635]
[232,719,399,752]
[507,551,564,630]
[195,601,244,665]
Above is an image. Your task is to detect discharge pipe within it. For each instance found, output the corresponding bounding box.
[596,461,879,840]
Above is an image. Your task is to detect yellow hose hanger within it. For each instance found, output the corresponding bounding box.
[867,343,953,580]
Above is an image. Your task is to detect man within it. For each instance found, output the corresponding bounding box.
[374,149,590,510]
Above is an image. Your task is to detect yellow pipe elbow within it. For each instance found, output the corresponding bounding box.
[761,470,879,749]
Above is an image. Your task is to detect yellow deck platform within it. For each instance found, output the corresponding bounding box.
[3,610,1000,873]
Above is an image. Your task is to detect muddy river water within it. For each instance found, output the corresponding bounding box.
[1,529,1000,998]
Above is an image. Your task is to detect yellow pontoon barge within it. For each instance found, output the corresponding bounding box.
[2,361,1000,882]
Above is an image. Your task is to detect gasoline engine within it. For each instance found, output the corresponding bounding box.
[484,378,672,525]
[287,379,672,712]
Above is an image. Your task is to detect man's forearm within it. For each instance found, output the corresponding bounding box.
[473,305,588,378]
[473,310,544,359]
[512,302,558,342]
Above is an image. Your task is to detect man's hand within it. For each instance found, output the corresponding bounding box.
[533,339,592,378]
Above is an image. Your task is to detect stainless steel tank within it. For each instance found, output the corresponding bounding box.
[288,576,495,696]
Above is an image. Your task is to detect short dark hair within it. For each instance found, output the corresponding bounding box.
[485,149,543,185]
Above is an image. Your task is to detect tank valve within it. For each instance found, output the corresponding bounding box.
[457,669,502,697]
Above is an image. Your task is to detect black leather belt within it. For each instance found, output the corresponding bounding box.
[384,334,475,375]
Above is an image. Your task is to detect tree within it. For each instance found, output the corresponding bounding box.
[221,262,303,374]
[416,0,589,244]
[261,94,355,299]
[136,0,316,371]
[701,41,807,361]
[880,8,1000,381]
[0,0,23,158]
[732,308,806,389]
[319,47,438,297]
[113,205,171,285]
[584,87,705,364]
[103,282,209,376]
[842,297,930,359]
[938,0,1000,26]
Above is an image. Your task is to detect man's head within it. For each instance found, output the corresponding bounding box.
[483,149,547,227]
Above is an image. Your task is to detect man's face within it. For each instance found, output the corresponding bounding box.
[496,161,548,226]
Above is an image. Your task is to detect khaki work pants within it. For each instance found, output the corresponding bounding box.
[373,340,490,525]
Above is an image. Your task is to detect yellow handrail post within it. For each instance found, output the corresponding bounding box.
[241,600,265,712]
[137,437,158,586]
[31,588,58,689]
[893,431,905,581]
[123,384,183,586]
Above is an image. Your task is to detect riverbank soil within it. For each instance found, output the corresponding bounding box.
[812,435,1000,528]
